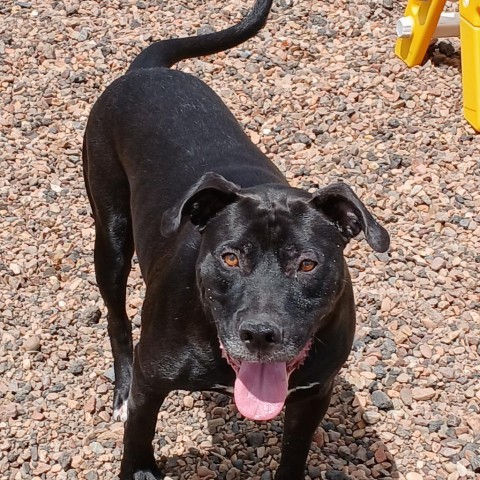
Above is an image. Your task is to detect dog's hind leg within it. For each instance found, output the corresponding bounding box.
[83,137,135,422]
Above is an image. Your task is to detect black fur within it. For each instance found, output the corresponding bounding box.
[82,1,389,478]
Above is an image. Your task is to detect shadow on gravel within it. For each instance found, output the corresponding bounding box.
[424,41,462,70]
[156,377,398,480]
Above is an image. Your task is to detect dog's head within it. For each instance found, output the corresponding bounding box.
[162,173,389,420]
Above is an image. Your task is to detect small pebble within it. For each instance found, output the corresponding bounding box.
[246,432,265,448]
[371,391,394,411]
[412,388,436,401]
[23,336,41,352]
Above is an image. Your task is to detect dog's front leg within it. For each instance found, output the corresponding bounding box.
[275,384,334,480]
[120,359,167,480]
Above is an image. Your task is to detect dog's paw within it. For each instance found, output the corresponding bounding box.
[273,470,304,480]
[132,470,162,480]
[113,400,128,422]
[120,466,163,480]
[113,384,130,422]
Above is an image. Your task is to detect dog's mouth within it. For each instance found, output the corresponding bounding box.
[219,340,313,421]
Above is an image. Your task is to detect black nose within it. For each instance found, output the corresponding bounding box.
[239,320,282,353]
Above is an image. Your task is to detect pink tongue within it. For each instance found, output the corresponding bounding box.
[234,362,288,421]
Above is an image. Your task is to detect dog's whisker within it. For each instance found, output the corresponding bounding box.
[313,334,326,347]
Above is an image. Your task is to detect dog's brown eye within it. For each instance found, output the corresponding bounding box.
[299,259,317,272]
[222,253,239,267]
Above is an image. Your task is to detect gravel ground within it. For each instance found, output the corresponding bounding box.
[1,0,479,479]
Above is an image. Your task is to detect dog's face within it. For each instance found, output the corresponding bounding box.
[195,189,348,363]
[162,173,389,420]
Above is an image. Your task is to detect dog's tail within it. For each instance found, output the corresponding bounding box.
[128,0,273,72]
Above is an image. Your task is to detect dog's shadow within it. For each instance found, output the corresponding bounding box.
[153,376,398,479]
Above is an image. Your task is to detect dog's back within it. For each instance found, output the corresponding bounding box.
[83,0,282,278]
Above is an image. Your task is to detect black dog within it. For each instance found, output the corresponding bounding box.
[83,1,390,478]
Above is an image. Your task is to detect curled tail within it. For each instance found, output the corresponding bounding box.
[128,0,273,72]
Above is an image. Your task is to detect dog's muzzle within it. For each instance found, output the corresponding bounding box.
[220,339,312,420]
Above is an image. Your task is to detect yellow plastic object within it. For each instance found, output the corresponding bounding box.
[460,0,480,131]
[395,0,447,67]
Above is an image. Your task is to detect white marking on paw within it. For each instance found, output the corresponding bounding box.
[113,401,128,422]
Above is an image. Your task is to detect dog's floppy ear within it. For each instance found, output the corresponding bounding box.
[161,172,241,236]
[310,183,390,253]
